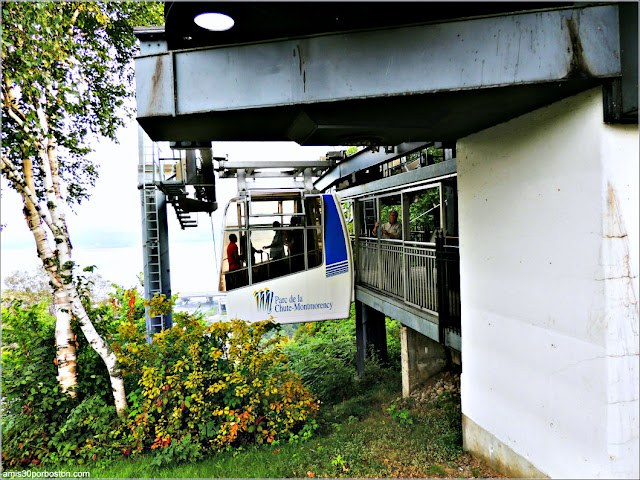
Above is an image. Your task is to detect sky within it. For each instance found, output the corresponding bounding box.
[0,118,337,295]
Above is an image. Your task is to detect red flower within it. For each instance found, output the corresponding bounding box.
[128,294,136,309]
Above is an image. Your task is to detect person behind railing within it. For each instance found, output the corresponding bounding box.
[226,233,242,290]
[263,221,285,260]
[373,210,402,239]
[240,233,261,264]
[263,221,286,279]
[288,216,304,272]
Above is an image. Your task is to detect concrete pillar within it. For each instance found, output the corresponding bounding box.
[401,325,447,397]
[355,300,388,375]
[458,88,639,478]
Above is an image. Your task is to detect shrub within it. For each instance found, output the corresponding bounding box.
[3,288,319,468]
[283,319,359,403]
[114,312,319,465]
[1,301,73,468]
[0,286,141,468]
[282,305,403,404]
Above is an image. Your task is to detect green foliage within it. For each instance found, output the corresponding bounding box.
[0,301,120,469]
[283,305,402,404]
[143,292,175,318]
[1,1,163,205]
[3,288,318,469]
[387,404,414,425]
[282,319,359,403]
[113,315,319,465]
[2,285,150,468]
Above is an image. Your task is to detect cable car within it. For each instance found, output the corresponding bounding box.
[219,189,353,323]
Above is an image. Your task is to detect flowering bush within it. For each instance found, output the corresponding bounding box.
[2,288,318,468]
[114,307,319,465]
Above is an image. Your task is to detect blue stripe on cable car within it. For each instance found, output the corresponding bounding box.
[323,194,348,277]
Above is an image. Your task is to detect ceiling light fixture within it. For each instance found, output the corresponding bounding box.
[194,12,234,31]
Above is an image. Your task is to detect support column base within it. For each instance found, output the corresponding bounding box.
[462,414,549,479]
[401,325,447,397]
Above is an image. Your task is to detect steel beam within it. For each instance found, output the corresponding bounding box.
[315,142,430,192]
[136,5,620,120]
[218,160,334,170]
[338,159,458,199]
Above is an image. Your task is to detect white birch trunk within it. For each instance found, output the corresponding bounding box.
[1,147,129,416]
[21,151,79,397]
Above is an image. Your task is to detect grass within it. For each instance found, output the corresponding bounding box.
[56,367,501,478]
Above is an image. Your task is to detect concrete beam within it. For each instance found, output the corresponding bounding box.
[136,5,620,119]
[355,285,440,342]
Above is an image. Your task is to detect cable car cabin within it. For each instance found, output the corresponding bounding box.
[219,191,353,323]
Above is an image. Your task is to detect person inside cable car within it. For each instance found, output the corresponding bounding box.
[263,221,285,259]
[240,232,261,265]
[288,216,305,272]
[262,221,286,278]
[225,233,244,290]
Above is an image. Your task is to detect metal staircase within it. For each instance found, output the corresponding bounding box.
[160,182,198,229]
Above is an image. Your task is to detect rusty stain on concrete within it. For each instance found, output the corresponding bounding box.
[564,13,592,79]
[150,56,164,110]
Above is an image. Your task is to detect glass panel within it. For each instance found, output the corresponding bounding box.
[220,230,248,291]
[224,199,245,229]
[358,199,376,237]
[249,226,290,284]
[408,186,440,242]
[377,194,402,240]
[342,201,354,237]
[286,224,305,274]
[442,178,458,241]
[307,228,323,269]
[305,196,322,227]
[249,196,303,226]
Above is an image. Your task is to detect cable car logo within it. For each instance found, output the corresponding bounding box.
[253,288,274,314]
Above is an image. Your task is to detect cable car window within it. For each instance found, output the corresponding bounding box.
[442,178,458,242]
[225,199,246,228]
[305,196,322,227]
[248,195,304,227]
[287,219,305,274]
[221,230,248,291]
[222,194,328,289]
[307,228,323,269]
[342,201,354,238]
[408,186,440,243]
[249,224,290,283]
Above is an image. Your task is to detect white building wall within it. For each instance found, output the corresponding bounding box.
[457,87,639,479]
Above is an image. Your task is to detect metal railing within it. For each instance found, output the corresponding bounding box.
[404,244,438,312]
[137,142,186,187]
[356,236,461,332]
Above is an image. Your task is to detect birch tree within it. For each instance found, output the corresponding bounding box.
[1,1,162,415]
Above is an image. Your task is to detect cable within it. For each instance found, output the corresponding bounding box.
[210,212,218,276]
